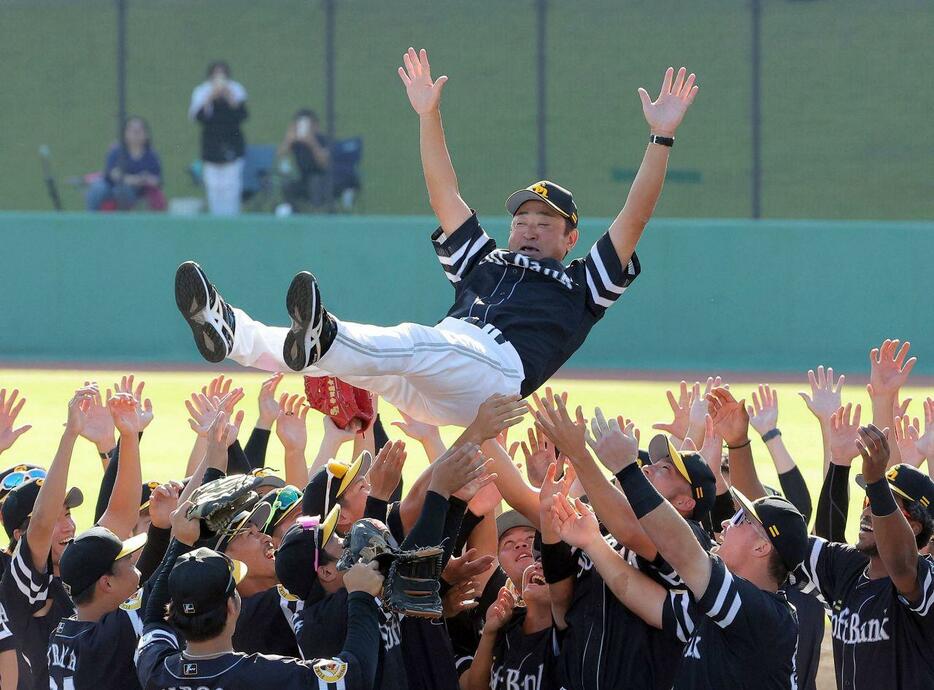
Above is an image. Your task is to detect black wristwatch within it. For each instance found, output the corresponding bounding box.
[649,134,674,147]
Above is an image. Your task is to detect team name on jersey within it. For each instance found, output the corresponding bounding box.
[830,606,890,644]
[482,250,575,290]
[47,641,77,672]
[379,614,402,650]
[491,661,544,690]
[577,534,619,574]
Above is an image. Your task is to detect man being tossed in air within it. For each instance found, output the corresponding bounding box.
[175,48,698,426]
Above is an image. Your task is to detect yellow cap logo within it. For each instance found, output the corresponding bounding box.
[530,183,549,198]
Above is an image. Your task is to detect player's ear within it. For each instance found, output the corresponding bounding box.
[564,226,579,253]
[317,562,337,584]
[671,494,695,515]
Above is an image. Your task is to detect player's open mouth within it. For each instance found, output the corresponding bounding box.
[527,573,545,586]
[519,246,538,254]
[264,544,275,559]
[516,552,532,563]
[859,521,873,534]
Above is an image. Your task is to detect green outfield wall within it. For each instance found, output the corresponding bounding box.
[2,212,930,376]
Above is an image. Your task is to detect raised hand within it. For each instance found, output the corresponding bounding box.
[652,381,692,441]
[856,424,891,485]
[367,440,407,501]
[539,460,577,517]
[466,393,527,444]
[868,340,916,400]
[893,415,923,467]
[916,398,934,460]
[257,373,284,429]
[170,499,202,547]
[530,388,587,460]
[275,394,309,452]
[639,66,698,137]
[706,387,749,447]
[0,388,31,454]
[113,374,153,431]
[66,385,99,437]
[344,561,385,597]
[551,493,601,551]
[747,384,779,436]
[698,414,723,471]
[390,410,441,444]
[78,382,116,451]
[586,407,640,473]
[687,377,723,446]
[828,404,862,466]
[520,425,557,488]
[482,586,516,634]
[397,47,448,116]
[108,392,143,435]
[202,374,233,401]
[148,481,183,529]
[443,579,479,617]
[429,443,495,499]
[442,547,495,587]
[467,479,503,516]
[798,365,844,424]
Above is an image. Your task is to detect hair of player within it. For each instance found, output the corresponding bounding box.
[167,599,230,641]
[906,499,934,549]
[71,561,118,606]
[766,547,789,588]
[206,60,231,78]
[294,108,320,124]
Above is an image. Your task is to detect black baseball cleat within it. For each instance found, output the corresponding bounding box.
[283,271,336,371]
[175,261,236,363]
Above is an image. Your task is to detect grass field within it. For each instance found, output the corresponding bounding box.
[2,0,933,219]
[2,367,930,547]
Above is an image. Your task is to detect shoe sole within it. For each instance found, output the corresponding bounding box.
[175,262,228,363]
[283,271,321,371]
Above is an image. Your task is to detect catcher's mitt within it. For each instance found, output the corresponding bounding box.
[186,474,265,535]
[304,376,374,433]
[337,518,444,619]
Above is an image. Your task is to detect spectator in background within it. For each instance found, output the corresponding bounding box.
[189,61,248,216]
[86,117,165,212]
[277,109,331,212]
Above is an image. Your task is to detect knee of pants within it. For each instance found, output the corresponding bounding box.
[112,184,141,209]
[85,180,111,210]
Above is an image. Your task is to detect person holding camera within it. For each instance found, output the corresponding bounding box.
[278,109,331,212]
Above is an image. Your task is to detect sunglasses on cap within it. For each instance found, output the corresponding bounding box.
[2,468,46,492]
[264,486,302,531]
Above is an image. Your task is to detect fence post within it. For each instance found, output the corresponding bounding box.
[324,0,336,213]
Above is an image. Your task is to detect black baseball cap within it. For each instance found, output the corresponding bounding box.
[302,452,371,519]
[730,487,809,572]
[2,478,83,541]
[274,505,340,600]
[169,547,248,616]
[506,180,579,227]
[856,463,934,518]
[648,434,717,521]
[139,481,162,512]
[59,526,147,597]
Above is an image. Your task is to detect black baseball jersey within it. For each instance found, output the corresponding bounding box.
[293,588,407,690]
[0,550,14,653]
[797,536,934,690]
[0,533,75,689]
[785,582,825,690]
[449,566,508,675]
[491,609,561,690]
[233,584,303,656]
[662,555,799,689]
[432,214,640,396]
[47,592,144,690]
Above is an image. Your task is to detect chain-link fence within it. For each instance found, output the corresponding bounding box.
[2,0,931,219]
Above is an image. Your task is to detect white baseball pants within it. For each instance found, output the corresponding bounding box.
[229,310,525,427]
[203,159,244,216]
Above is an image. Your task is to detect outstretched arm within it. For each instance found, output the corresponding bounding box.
[398,47,471,236]
[606,67,698,265]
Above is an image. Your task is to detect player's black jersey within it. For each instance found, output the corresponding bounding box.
[432,214,640,396]
[491,609,561,690]
[797,537,934,690]
[292,588,407,690]
[0,533,75,689]
[233,584,303,656]
[785,582,825,690]
[662,555,798,690]
[0,550,14,654]
[48,596,144,690]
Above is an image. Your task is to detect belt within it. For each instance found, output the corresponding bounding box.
[460,317,507,345]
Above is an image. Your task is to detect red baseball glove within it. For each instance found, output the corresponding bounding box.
[303,376,374,433]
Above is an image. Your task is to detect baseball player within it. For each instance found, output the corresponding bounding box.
[135,504,386,690]
[796,426,934,690]
[174,51,698,427]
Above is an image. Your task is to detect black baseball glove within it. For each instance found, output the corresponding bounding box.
[186,474,264,535]
[337,518,444,618]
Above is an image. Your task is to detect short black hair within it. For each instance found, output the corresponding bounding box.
[206,60,231,78]
[71,560,118,606]
[294,109,320,123]
[168,599,230,642]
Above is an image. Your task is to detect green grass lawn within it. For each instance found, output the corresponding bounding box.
[2,368,930,546]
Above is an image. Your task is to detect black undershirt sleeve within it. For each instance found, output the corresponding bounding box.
[94,442,120,524]
[203,467,226,485]
[143,539,194,625]
[364,496,389,521]
[778,466,813,524]
[343,592,384,690]
[814,463,850,542]
[711,490,735,531]
[226,440,251,475]
[136,525,171,585]
[243,427,271,470]
[440,497,468,572]
[401,491,449,550]
[452,509,485,556]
